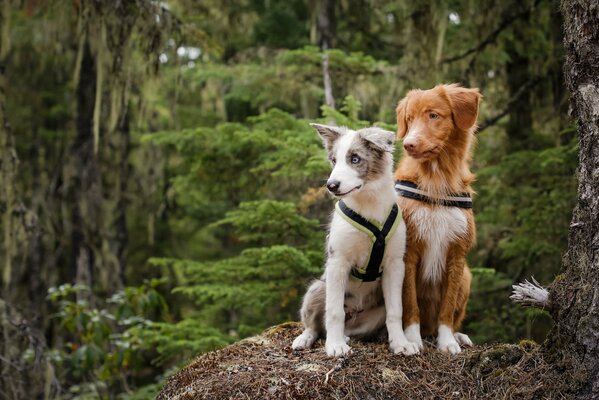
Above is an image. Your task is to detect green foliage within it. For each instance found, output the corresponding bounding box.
[473,140,578,282]
[252,0,310,48]
[133,319,230,365]
[213,200,320,245]
[44,281,169,398]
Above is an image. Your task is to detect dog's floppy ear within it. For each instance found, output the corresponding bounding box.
[395,96,409,138]
[445,85,482,131]
[358,127,395,153]
[310,123,344,150]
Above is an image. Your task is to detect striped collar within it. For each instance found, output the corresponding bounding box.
[394,180,473,209]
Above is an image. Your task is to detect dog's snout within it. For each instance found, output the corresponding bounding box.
[326,180,341,193]
[403,141,416,152]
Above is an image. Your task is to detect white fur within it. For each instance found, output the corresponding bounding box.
[404,323,423,350]
[411,207,468,284]
[404,121,425,147]
[454,332,473,347]
[437,324,461,354]
[292,328,318,349]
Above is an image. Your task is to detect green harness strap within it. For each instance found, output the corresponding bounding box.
[335,200,402,282]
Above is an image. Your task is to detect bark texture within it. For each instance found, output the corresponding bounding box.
[546,1,599,397]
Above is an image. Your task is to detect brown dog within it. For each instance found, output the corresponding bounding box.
[394,83,481,354]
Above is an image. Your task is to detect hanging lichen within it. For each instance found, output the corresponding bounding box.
[0,0,15,290]
[92,22,105,155]
[0,0,11,60]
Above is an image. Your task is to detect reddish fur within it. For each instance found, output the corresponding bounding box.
[394,84,481,336]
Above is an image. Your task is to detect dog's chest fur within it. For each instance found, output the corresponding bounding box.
[328,209,405,310]
[410,206,468,284]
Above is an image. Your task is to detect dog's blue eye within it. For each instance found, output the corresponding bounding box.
[351,155,361,164]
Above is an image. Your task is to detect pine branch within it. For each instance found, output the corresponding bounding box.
[441,0,543,64]
[477,75,543,133]
[510,277,551,311]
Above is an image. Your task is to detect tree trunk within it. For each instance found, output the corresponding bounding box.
[545,1,599,397]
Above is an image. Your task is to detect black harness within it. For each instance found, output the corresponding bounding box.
[336,200,401,282]
[394,180,473,209]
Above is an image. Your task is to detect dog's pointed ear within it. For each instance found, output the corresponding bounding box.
[395,96,409,139]
[359,127,396,153]
[310,123,344,149]
[444,85,482,131]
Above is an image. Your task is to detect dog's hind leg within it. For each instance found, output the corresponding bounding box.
[344,305,386,337]
[454,332,473,346]
[292,280,325,350]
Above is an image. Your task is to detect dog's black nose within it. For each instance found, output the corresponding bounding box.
[326,180,340,193]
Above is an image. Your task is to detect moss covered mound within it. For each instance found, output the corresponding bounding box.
[157,322,570,399]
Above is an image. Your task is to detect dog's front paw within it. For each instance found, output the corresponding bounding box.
[404,323,424,350]
[437,325,461,354]
[389,337,420,356]
[325,340,351,357]
[292,330,317,350]
[438,339,461,354]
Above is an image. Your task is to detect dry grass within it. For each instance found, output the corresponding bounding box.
[157,322,574,400]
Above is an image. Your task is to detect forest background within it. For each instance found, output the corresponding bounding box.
[0,0,576,398]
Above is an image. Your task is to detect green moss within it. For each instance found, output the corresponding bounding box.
[469,344,525,376]
[518,339,538,350]
[553,273,566,283]
[264,321,302,338]
[491,369,505,378]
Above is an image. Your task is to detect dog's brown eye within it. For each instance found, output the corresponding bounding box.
[429,112,439,120]
[331,158,336,165]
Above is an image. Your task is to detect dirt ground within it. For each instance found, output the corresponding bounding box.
[156,322,574,400]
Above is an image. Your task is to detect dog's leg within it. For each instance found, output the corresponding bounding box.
[292,280,325,350]
[454,332,473,346]
[325,258,351,357]
[452,266,473,347]
[437,247,467,354]
[383,258,419,355]
[402,250,424,350]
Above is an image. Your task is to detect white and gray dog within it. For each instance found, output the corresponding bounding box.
[292,123,419,357]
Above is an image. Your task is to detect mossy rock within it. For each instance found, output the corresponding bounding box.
[467,344,525,375]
